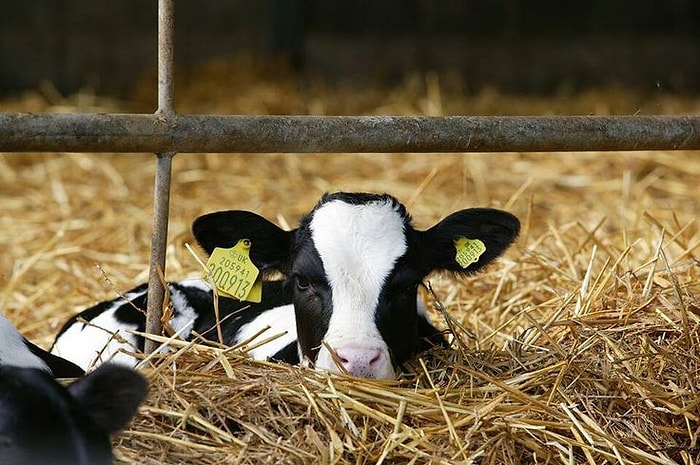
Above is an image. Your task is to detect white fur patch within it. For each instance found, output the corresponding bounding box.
[233,304,297,360]
[0,314,50,372]
[309,198,407,378]
[175,277,212,293]
[51,288,146,371]
[168,285,199,340]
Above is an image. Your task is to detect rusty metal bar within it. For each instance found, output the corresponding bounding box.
[1,114,699,153]
[144,152,174,355]
[144,0,176,355]
[156,0,175,117]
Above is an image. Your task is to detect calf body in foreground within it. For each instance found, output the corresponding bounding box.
[52,192,520,379]
[0,364,147,465]
[0,315,146,465]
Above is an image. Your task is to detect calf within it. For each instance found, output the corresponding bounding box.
[52,192,519,378]
[0,314,146,465]
[0,364,146,465]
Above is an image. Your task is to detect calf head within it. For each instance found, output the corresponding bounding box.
[0,364,147,465]
[193,192,519,379]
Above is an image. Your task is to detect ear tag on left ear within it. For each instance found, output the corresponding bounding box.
[205,239,262,303]
[454,237,486,268]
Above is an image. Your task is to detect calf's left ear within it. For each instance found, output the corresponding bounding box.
[418,208,520,275]
[68,364,147,434]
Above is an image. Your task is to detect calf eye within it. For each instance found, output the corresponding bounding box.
[295,275,312,292]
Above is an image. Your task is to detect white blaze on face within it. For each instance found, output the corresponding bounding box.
[309,199,408,378]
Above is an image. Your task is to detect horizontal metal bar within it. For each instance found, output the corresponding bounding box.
[1,113,699,153]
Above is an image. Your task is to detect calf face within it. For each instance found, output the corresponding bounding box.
[0,364,147,465]
[193,192,519,378]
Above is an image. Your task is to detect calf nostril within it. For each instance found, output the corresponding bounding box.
[368,350,382,366]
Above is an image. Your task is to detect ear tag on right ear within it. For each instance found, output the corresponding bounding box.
[205,239,262,303]
[454,237,486,268]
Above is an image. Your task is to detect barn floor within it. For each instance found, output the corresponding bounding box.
[1,61,699,464]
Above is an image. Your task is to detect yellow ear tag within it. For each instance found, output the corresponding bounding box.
[204,239,262,303]
[454,237,486,269]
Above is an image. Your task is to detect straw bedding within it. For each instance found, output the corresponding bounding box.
[1,61,699,464]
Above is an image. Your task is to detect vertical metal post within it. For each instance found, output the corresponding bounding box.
[156,0,175,116]
[145,0,176,355]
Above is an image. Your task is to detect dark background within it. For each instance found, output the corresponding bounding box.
[1,0,699,97]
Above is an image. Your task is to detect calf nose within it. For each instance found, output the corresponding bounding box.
[334,346,386,378]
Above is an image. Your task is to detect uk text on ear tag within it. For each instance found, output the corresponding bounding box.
[454,237,486,268]
[205,239,261,303]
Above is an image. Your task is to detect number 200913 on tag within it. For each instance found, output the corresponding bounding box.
[207,248,259,300]
[209,259,251,299]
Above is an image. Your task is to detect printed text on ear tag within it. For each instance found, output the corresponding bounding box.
[205,239,262,303]
[454,237,486,268]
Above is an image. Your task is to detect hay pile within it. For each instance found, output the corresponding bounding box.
[1,61,699,464]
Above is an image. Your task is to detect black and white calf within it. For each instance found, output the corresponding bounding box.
[52,192,519,379]
[0,364,147,465]
[0,314,146,465]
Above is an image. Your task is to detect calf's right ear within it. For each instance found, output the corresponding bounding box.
[192,210,292,274]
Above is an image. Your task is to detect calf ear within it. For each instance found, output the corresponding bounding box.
[419,208,520,275]
[192,210,292,273]
[68,364,147,434]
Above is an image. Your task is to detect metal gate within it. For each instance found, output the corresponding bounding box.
[2,0,699,353]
